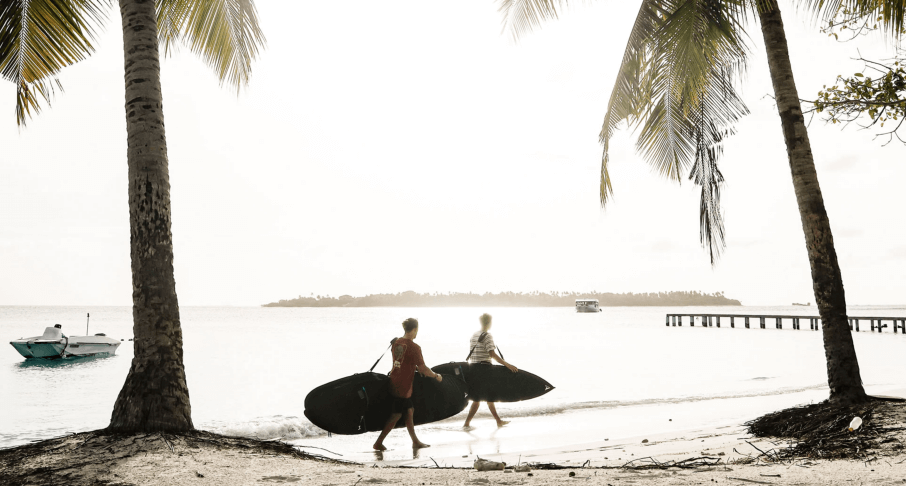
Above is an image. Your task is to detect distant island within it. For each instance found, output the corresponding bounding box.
[262,290,741,307]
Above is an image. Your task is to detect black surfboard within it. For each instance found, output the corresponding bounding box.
[431,362,554,403]
[303,371,469,435]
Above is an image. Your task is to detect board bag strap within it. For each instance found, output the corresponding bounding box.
[369,338,397,372]
[464,332,488,361]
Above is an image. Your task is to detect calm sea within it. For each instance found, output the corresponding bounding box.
[2,305,905,463]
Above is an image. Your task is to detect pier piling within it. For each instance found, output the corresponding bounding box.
[664,313,903,335]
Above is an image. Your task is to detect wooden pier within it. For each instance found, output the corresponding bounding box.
[665,313,906,333]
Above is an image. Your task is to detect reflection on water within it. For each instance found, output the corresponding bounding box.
[13,354,116,370]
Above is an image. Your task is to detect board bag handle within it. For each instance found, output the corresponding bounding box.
[369,337,397,372]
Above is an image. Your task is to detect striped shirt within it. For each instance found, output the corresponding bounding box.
[468,331,496,364]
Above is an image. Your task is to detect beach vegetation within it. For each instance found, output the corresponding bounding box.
[263,290,742,307]
[803,1,906,144]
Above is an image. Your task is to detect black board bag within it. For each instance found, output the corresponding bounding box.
[303,343,470,435]
[431,362,553,403]
[431,334,553,403]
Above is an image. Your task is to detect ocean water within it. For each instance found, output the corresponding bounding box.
[1,305,904,464]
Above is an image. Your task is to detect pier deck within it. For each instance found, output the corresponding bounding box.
[666,314,906,333]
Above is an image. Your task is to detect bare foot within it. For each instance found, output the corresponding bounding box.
[497,420,511,427]
[373,443,387,451]
[413,441,431,449]
[462,425,475,431]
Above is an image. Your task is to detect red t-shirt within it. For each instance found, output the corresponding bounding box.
[388,338,426,398]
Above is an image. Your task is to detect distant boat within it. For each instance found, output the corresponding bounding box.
[792,303,810,306]
[576,299,602,313]
[9,324,121,359]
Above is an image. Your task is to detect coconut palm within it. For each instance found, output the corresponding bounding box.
[498,0,903,403]
[1,0,264,431]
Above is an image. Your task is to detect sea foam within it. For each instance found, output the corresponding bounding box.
[202,416,326,440]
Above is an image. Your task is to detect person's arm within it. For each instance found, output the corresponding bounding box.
[417,364,442,381]
[490,349,517,373]
[415,348,442,382]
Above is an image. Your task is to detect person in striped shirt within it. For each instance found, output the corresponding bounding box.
[462,313,518,429]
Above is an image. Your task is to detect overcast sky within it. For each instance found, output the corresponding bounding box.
[1,1,904,307]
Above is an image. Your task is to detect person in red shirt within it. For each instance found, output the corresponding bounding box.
[373,317,443,451]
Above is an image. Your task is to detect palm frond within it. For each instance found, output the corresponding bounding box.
[0,0,109,125]
[599,0,664,205]
[158,0,265,90]
[496,0,571,40]
[796,0,905,40]
[600,0,750,260]
[157,0,190,57]
[688,107,734,264]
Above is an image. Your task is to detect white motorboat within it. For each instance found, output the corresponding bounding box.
[576,299,602,313]
[10,324,121,359]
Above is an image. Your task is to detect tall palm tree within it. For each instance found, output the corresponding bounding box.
[1,0,264,431]
[498,0,901,403]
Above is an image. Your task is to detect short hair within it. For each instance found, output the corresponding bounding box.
[479,313,492,327]
[402,318,419,333]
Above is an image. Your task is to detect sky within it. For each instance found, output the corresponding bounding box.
[1,1,904,307]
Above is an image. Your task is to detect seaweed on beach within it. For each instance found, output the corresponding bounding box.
[744,399,906,460]
[617,456,724,469]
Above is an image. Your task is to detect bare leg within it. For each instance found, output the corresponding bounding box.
[373,412,402,451]
[463,401,481,428]
[406,408,429,448]
[487,402,509,427]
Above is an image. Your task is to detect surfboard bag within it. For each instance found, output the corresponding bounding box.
[303,339,469,435]
[432,361,553,403]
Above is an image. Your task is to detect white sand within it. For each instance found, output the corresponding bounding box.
[3,420,904,486]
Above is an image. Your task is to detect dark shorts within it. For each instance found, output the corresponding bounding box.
[391,396,414,414]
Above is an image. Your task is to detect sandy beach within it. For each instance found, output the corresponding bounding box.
[3,402,903,486]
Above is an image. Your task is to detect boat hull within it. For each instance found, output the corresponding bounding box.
[10,341,66,359]
[10,333,121,360]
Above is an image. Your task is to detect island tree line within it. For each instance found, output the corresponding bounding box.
[264,290,741,308]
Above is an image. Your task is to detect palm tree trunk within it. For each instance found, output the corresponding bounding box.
[108,0,193,432]
[757,0,866,404]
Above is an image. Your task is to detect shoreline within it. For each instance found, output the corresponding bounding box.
[3,403,903,485]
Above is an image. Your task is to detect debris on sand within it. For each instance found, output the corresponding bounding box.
[745,400,906,460]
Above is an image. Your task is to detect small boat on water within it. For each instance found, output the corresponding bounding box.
[575,299,602,313]
[10,324,121,359]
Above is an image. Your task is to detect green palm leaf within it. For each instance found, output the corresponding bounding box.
[0,0,108,125]
[157,0,265,90]
[612,0,750,262]
[499,0,751,262]
[497,0,572,40]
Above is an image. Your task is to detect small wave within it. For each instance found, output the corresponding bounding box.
[434,383,829,422]
[203,416,326,440]
[200,384,829,437]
